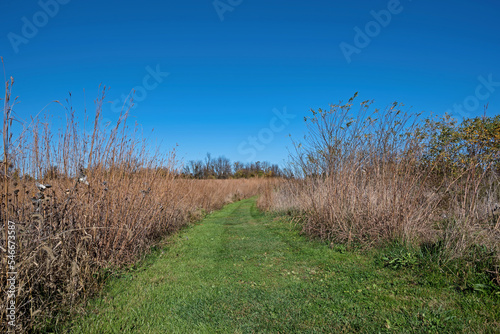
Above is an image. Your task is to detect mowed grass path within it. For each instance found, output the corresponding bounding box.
[69,198,499,333]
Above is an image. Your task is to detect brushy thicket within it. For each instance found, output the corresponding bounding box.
[259,94,500,292]
[0,79,273,332]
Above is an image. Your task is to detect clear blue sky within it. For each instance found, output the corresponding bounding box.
[1,0,499,166]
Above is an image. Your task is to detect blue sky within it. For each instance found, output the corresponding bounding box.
[1,0,499,166]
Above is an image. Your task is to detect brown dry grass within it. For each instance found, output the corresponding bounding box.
[0,79,274,332]
[263,96,500,287]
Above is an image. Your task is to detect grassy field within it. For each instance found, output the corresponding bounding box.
[66,198,499,333]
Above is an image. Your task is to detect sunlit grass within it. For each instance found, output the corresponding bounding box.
[69,198,499,333]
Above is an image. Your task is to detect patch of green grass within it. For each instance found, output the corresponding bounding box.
[65,198,499,333]
[375,241,500,297]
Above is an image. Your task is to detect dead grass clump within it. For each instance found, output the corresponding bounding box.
[0,80,267,332]
[266,94,499,287]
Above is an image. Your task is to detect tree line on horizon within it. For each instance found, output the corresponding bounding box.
[181,153,283,179]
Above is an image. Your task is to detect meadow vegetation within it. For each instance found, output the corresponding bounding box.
[69,198,499,333]
[1,73,499,332]
[260,93,500,296]
[0,80,277,332]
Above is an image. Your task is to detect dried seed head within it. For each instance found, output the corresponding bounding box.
[78,175,89,185]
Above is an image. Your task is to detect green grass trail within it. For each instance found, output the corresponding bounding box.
[68,198,499,333]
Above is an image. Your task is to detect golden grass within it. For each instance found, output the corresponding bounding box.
[263,97,500,287]
[0,80,276,332]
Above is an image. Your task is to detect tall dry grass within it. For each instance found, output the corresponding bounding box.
[263,95,499,287]
[0,79,269,332]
